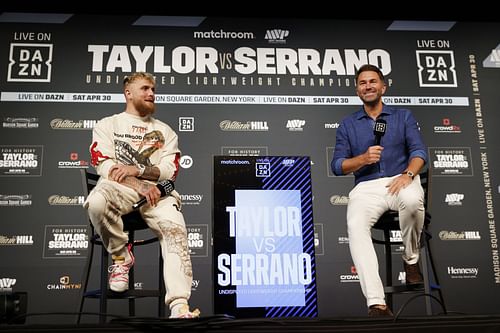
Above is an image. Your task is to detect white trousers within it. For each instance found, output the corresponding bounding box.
[84,178,192,308]
[346,174,425,307]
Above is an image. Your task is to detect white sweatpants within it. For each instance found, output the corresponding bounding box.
[84,178,193,307]
[346,174,424,308]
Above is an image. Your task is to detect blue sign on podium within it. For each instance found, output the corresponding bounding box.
[213,156,317,318]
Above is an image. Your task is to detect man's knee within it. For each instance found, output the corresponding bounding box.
[85,192,107,219]
[400,197,424,212]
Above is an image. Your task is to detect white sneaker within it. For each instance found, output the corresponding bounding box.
[108,244,134,292]
[169,304,201,319]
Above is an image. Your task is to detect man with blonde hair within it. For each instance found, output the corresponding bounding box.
[85,72,200,318]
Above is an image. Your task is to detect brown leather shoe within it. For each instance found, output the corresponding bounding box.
[404,262,424,284]
[368,304,393,317]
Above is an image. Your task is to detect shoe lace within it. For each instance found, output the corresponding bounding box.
[108,244,135,275]
[108,262,131,274]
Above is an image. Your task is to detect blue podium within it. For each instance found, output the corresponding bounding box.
[213,156,317,318]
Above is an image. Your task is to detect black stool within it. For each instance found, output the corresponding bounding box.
[371,170,446,315]
[77,169,165,323]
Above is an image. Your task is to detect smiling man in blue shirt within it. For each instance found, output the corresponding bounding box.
[332,64,428,317]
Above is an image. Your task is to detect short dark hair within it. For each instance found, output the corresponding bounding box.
[355,64,385,83]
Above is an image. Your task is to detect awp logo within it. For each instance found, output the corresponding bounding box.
[286,119,306,131]
[445,193,464,205]
[265,29,289,44]
[416,50,457,87]
[0,277,17,291]
[8,43,53,82]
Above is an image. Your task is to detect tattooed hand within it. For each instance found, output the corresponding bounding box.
[108,164,140,183]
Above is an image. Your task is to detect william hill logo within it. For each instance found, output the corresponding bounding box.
[0,235,33,245]
[329,195,348,205]
[51,119,96,130]
[48,195,85,205]
[220,120,269,131]
[439,230,481,240]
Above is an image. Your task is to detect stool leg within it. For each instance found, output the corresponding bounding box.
[158,248,165,317]
[77,238,95,324]
[128,234,136,317]
[425,231,447,314]
[421,241,432,315]
[384,228,393,310]
[128,263,135,317]
[100,247,109,324]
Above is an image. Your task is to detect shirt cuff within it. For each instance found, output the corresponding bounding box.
[333,158,345,175]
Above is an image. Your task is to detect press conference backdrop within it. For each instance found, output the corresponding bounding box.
[0,14,499,323]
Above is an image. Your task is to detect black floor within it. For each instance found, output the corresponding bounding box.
[2,314,500,333]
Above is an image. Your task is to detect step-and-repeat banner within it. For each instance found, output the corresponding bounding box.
[1,14,499,322]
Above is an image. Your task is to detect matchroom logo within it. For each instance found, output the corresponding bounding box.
[416,50,457,87]
[8,43,53,82]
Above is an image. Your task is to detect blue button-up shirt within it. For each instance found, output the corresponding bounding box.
[331,105,428,185]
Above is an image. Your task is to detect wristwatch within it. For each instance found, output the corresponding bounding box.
[137,164,146,177]
[404,170,415,179]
